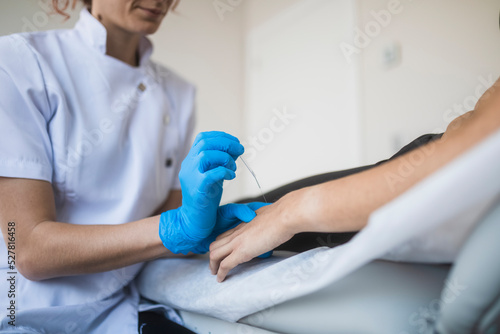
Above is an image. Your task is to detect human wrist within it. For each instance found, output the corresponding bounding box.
[176,205,214,240]
[275,189,310,236]
[158,207,202,255]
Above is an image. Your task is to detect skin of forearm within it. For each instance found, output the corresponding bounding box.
[152,189,182,216]
[0,178,181,281]
[22,216,171,281]
[287,82,500,234]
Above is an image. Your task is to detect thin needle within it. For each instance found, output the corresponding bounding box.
[240,157,267,203]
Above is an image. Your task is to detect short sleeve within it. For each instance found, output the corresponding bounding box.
[0,35,54,182]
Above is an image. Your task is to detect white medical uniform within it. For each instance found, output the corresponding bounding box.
[0,8,195,334]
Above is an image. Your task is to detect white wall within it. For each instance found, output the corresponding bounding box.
[243,0,303,32]
[0,0,81,34]
[151,0,244,138]
[239,0,500,199]
[150,0,245,202]
[239,0,362,198]
[357,0,500,164]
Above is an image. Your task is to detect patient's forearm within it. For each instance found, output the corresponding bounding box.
[296,138,453,233]
[289,81,500,234]
[209,79,500,282]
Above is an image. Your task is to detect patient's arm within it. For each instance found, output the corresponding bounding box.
[209,77,500,282]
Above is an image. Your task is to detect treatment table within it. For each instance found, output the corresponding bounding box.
[137,198,500,334]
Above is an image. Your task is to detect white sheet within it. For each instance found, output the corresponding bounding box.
[137,129,500,322]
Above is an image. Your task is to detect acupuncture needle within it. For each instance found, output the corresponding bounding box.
[240,157,268,203]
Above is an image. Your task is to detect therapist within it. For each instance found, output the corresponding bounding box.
[0,0,263,333]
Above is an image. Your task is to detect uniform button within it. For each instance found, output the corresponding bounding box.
[163,114,170,125]
[165,158,173,167]
[138,83,146,92]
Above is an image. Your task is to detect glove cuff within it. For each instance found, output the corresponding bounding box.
[159,208,202,255]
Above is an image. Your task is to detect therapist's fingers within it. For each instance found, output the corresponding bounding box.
[209,204,270,251]
[246,202,271,212]
[192,135,244,160]
[211,203,270,241]
[199,166,236,193]
[218,203,256,223]
[193,131,240,146]
[198,150,237,173]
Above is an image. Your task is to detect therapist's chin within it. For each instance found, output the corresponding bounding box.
[131,10,165,34]
[128,21,163,35]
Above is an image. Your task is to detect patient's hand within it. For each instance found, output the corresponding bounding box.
[209,199,297,282]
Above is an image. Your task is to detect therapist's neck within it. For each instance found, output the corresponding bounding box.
[91,12,141,67]
[105,26,141,67]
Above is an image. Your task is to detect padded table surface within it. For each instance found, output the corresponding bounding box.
[180,260,450,334]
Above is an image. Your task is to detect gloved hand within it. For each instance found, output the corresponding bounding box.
[159,131,244,254]
[194,202,272,256]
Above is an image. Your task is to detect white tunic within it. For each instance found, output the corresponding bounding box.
[0,8,195,333]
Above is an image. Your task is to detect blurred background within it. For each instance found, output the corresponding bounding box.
[1,0,499,202]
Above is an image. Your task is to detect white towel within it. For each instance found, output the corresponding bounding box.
[137,129,500,322]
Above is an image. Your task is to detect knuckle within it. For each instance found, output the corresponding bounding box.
[209,251,217,261]
[198,151,208,161]
[198,139,207,149]
[199,172,211,185]
[224,154,234,164]
[219,209,231,220]
[199,132,211,139]
[234,143,243,151]
[209,167,223,178]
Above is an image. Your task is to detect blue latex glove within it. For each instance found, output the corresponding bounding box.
[159,131,244,254]
[195,202,273,259]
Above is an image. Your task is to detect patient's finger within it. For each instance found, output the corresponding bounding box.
[217,254,242,282]
[208,224,245,258]
[215,222,244,241]
[209,235,231,254]
[209,241,234,275]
